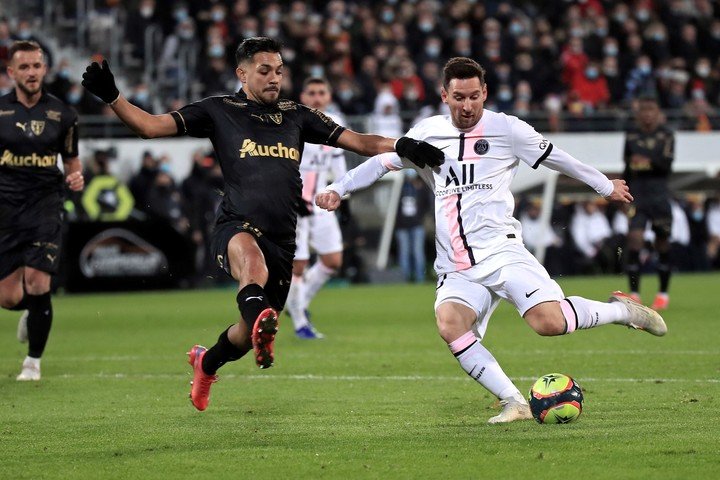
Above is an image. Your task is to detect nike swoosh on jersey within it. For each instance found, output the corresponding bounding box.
[525,288,540,298]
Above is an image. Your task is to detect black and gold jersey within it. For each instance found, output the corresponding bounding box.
[0,90,79,229]
[171,90,345,242]
[623,126,674,202]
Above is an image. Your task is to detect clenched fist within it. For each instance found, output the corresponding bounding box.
[315,190,341,211]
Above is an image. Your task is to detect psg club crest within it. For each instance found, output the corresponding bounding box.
[474,139,489,155]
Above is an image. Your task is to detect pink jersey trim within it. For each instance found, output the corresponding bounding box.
[442,194,472,270]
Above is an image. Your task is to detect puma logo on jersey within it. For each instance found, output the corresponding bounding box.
[16,122,27,132]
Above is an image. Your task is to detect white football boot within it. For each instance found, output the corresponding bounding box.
[17,358,41,382]
[610,291,667,336]
[17,310,28,343]
[487,399,533,424]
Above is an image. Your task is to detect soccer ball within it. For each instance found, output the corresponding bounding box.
[528,373,583,424]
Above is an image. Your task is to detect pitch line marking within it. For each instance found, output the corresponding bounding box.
[52,373,720,384]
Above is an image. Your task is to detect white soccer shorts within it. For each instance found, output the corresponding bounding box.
[435,240,565,338]
[294,209,343,261]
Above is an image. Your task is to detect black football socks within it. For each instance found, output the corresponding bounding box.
[26,292,52,358]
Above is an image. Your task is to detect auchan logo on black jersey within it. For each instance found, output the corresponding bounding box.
[239,139,300,161]
[1,149,56,168]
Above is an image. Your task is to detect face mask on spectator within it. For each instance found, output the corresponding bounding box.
[179,28,194,40]
[638,63,652,75]
[425,44,440,57]
[267,11,281,22]
[497,89,512,102]
[265,27,279,37]
[212,10,225,23]
[404,88,419,101]
[174,9,188,22]
[244,30,258,38]
[585,67,599,79]
[382,11,394,23]
[692,209,703,221]
[419,21,433,33]
[692,88,706,100]
[337,89,353,101]
[696,65,710,78]
[570,27,584,38]
[58,69,71,79]
[310,65,324,77]
[652,32,666,42]
[509,22,523,36]
[595,27,607,36]
[517,92,531,101]
[135,90,150,104]
[291,12,306,22]
[456,29,471,40]
[603,66,618,77]
[282,49,296,62]
[140,6,154,18]
[636,9,650,22]
[17,29,31,40]
[208,44,225,58]
[485,31,500,41]
[604,44,618,56]
[328,25,341,36]
[68,91,82,104]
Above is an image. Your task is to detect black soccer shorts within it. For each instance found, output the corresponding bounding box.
[0,219,63,280]
[629,199,672,239]
[210,220,295,311]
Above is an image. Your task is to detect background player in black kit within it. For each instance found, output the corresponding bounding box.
[623,95,675,311]
[0,41,84,381]
[81,37,443,411]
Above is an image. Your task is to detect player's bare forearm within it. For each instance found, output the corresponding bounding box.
[63,157,84,191]
[335,130,395,157]
[605,179,633,203]
[111,96,178,139]
[316,190,341,211]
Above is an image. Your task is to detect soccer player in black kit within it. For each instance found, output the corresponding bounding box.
[82,37,443,411]
[0,41,84,381]
[623,96,675,311]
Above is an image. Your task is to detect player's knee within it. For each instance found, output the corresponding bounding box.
[524,307,565,336]
[435,313,465,343]
[0,294,22,309]
[321,253,342,271]
[23,272,51,296]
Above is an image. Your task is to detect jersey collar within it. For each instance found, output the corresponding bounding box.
[8,88,50,105]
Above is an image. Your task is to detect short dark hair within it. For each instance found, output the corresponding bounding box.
[8,40,44,62]
[302,77,330,90]
[235,37,282,66]
[442,57,486,89]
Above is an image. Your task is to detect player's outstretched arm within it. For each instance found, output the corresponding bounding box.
[82,60,177,139]
[316,190,341,211]
[335,130,444,168]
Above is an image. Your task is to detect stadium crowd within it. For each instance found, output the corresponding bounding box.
[2,1,720,280]
[2,0,720,130]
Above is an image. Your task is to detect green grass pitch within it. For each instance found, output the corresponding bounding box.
[1,273,718,479]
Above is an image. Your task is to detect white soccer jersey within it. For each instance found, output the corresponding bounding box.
[300,112,347,214]
[327,110,613,275]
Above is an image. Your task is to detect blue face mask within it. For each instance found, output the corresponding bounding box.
[174,9,188,22]
[68,91,82,104]
[585,67,599,80]
[419,22,433,33]
[17,29,32,40]
[337,89,353,101]
[382,11,394,23]
[425,45,440,57]
[134,91,149,103]
[498,90,512,102]
[58,69,71,79]
[208,45,225,58]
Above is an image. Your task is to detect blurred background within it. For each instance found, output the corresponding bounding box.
[1,0,719,291]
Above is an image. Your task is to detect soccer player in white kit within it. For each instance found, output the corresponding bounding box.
[286,78,347,339]
[316,58,667,423]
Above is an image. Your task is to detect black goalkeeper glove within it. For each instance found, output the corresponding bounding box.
[395,136,445,169]
[81,59,120,104]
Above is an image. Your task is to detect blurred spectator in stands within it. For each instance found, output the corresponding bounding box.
[145,164,189,234]
[182,151,223,282]
[661,68,690,109]
[234,16,259,43]
[46,59,73,101]
[125,0,161,64]
[619,33,644,78]
[395,170,431,283]
[495,83,514,112]
[369,84,403,138]
[644,21,671,64]
[672,23,699,66]
[415,36,444,68]
[561,36,588,89]
[683,86,719,131]
[707,197,720,269]
[333,77,364,116]
[159,18,200,84]
[201,55,236,97]
[519,201,564,276]
[571,61,610,111]
[683,194,710,271]
[11,19,53,67]
[129,150,159,212]
[603,56,624,104]
[669,198,692,271]
[691,57,718,102]
[571,200,614,274]
[128,83,153,113]
[543,94,564,132]
[585,15,610,60]
[624,55,656,101]
[702,19,720,55]
[0,19,14,68]
[66,81,105,116]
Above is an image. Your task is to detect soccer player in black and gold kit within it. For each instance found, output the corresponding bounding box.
[0,41,84,381]
[82,37,443,411]
[623,96,674,311]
